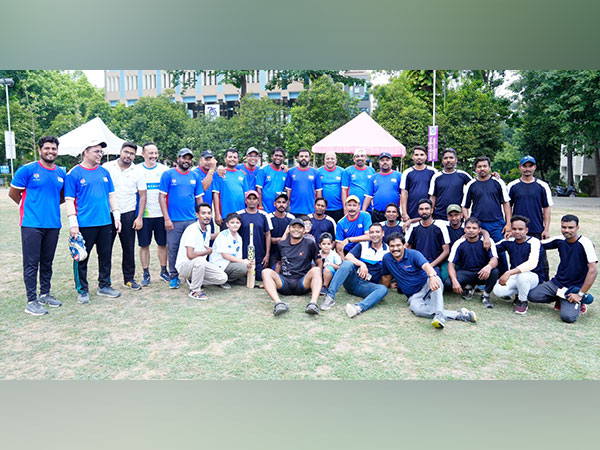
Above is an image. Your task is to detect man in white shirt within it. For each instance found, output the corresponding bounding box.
[102,141,147,290]
[176,203,228,300]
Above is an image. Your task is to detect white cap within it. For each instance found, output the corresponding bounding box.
[84,139,107,151]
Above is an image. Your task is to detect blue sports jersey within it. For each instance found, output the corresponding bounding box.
[400,166,437,219]
[239,209,272,263]
[496,236,544,283]
[256,164,287,213]
[428,170,472,219]
[349,241,389,283]
[449,237,498,272]
[462,177,510,222]
[405,220,450,263]
[158,168,203,222]
[336,212,372,251]
[284,166,322,214]
[308,214,336,241]
[507,178,553,234]
[237,163,259,191]
[193,166,214,209]
[381,250,428,297]
[342,165,376,211]
[65,164,115,227]
[380,222,404,240]
[366,171,401,211]
[12,161,65,228]
[443,222,465,246]
[542,236,598,288]
[318,166,344,210]
[213,169,249,218]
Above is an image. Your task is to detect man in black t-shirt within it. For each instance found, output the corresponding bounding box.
[262,218,323,316]
[266,193,295,268]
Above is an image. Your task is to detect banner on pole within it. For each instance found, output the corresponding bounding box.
[204,104,220,121]
[427,126,438,162]
[4,131,15,159]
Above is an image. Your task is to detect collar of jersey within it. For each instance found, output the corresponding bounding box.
[37,161,56,171]
[175,167,190,175]
[78,164,99,171]
[269,163,283,171]
[323,165,338,172]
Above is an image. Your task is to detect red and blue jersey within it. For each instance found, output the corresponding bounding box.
[213,168,249,218]
[342,165,375,210]
[318,165,344,210]
[366,170,401,211]
[237,163,258,191]
[256,164,287,213]
[336,211,372,251]
[65,164,115,227]
[284,166,322,214]
[193,166,214,209]
[159,168,203,222]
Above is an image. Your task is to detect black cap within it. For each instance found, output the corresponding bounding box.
[289,218,305,228]
[200,150,214,158]
[274,192,289,201]
[178,148,194,158]
[379,152,392,159]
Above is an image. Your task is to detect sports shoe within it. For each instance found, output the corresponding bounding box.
[38,293,62,307]
[461,287,474,300]
[345,303,361,318]
[320,294,335,310]
[169,278,180,289]
[220,282,231,290]
[580,303,587,315]
[159,270,171,283]
[97,286,121,298]
[188,290,208,300]
[305,303,320,315]
[431,312,446,328]
[273,302,289,316]
[514,300,528,315]
[457,307,477,323]
[481,293,494,309]
[320,286,327,295]
[78,292,90,304]
[141,272,151,287]
[123,280,142,290]
[24,300,48,316]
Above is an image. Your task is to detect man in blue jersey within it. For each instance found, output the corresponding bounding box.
[493,216,544,314]
[213,148,249,229]
[380,203,405,240]
[193,150,218,208]
[363,152,401,223]
[266,193,294,268]
[429,148,472,220]
[65,139,122,304]
[444,204,466,246]
[335,195,372,257]
[528,215,598,323]
[342,148,375,214]
[462,156,512,273]
[318,151,345,222]
[256,147,287,213]
[136,142,170,286]
[308,197,336,241]
[159,148,204,289]
[321,223,389,316]
[9,136,66,315]
[507,155,553,280]
[238,190,272,283]
[445,217,499,308]
[400,145,437,221]
[238,147,260,191]
[284,148,322,216]
[103,141,147,291]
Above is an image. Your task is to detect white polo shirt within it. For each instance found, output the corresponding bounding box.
[176,221,212,272]
[102,160,147,213]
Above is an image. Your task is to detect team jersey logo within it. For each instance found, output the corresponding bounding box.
[391,178,397,183]
[404,264,412,269]
[308,175,314,180]
[171,179,177,185]
[80,178,86,185]
[57,176,64,183]
[191,179,196,184]
[358,224,363,228]
[33,173,40,181]
[336,176,341,180]
[238,177,243,181]
[103,177,109,182]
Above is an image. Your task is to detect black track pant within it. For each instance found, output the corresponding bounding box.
[444,268,499,294]
[74,225,113,294]
[110,210,136,283]
[21,227,60,303]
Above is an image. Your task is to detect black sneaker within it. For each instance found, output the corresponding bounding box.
[141,271,151,287]
[38,293,62,307]
[159,270,170,283]
[24,300,48,316]
[305,303,320,315]
[461,287,474,300]
[482,294,494,309]
[273,302,289,316]
[123,280,142,290]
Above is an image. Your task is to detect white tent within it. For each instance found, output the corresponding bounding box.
[57,117,141,156]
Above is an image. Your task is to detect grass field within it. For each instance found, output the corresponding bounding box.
[1,192,599,379]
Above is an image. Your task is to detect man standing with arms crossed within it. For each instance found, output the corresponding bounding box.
[318,151,345,222]
[429,148,472,220]
[137,142,170,285]
[285,148,323,217]
[9,136,66,315]
[103,141,147,290]
[65,139,122,304]
[256,147,288,213]
[159,148,204,289]
[400,145,437,221]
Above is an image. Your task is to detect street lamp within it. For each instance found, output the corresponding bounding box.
[0,77,15,178]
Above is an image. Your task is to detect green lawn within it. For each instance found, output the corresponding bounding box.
[1,192,599,379]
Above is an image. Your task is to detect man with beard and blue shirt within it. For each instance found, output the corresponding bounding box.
[528,214,598,323]
[238,147,260,191]
[363,152,401,223]
[284,148,322,217]
[159,148,204,289]
[256,147,287,213]
[507,155,553,280]
[192,150,218,209]
[318,151,345,222]
[401,145,437,221]
[213,148,249,229]
[9,136,66,315]
[342,148,375,213]
[429,148,472,220]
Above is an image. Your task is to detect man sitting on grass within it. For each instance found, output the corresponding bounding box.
[528,214,597,323]
[381,232,477,329]
[262,218,323,316]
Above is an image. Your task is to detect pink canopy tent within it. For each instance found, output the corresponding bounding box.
[312,111,406,157]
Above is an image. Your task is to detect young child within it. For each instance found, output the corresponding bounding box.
[319,232,342,294]
[209,212,250,288]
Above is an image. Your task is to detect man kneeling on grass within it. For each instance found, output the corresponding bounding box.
[262,218,323,316]
[175,203,227,300]
[381,232,477,329]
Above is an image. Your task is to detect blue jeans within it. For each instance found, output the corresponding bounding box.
[327,261,388,312]
[480,219,508,274]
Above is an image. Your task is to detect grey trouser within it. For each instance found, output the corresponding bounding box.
[407,276,458,320]
[178,258,227,291]
[225,262,248,283]
[528,280,583,323]
[167,219,195,279]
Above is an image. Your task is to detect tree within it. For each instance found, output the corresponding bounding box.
[184,115,234,162]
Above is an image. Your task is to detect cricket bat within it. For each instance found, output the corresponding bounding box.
[247,223,255,288]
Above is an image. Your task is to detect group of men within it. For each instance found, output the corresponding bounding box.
[9,137,597,328]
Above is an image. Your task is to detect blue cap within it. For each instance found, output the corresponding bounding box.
[520,155,536,165]
[379,152,392,159]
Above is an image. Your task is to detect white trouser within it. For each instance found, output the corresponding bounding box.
[493,271,539,301]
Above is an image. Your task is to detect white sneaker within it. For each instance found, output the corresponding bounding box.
[345,303,361,318]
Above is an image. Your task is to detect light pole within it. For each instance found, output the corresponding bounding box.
[0,77,15,178]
